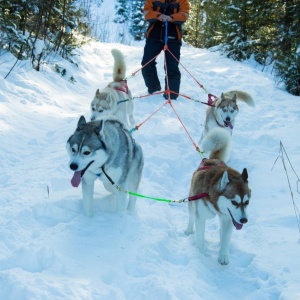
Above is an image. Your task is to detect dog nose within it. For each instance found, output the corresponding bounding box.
[240,218,248,224]
[226,116,231,121]
[70,163,78,171]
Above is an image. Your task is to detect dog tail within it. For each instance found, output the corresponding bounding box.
[111,48,126,82]
[200,128,231,162]
[225,90,255,107]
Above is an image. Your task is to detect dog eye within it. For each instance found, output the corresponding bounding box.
[71,147,76,153]
[98,109,103,113]
[92,107,95,111]
[231,200,238,206]
[222,108,227,112]
[83,151,91,155]
[244,200,249,205]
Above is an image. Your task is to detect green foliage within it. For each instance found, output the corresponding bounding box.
[114,0,129,24]
[0,0,90,70]
[129,0,147,41]
[69,76,76,84]
[54,64,61,73]
[53,64,67,77]
[186,0,300,95]
[184,1,205,47]
[1,0,298,95]
[275,52,300,95]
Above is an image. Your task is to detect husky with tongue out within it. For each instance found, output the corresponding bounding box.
[199,90,255,162]
[66,115,144,216]
[185,158,251,265]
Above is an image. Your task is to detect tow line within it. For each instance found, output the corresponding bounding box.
[100,166,209,204]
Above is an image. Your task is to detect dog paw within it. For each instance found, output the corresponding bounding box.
[184,229,194,236]
[218,254,229,265]
[84,209,93,218]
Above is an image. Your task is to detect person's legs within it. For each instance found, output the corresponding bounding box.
[141,39,164,94]
[164,42,181,99]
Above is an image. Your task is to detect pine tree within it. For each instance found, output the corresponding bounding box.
[274,0,300,95]
[184,1,204,47]
[201,0,229,48]
[222,0,253,60]
[114,0,129,23]
[0,0,90,71]
[130,0,147,41]
[0,0,29,59]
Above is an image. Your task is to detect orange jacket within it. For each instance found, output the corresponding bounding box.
[143,0,190,42]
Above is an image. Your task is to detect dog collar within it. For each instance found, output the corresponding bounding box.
[81,160,94,177]
[188,192,210,201]
[215,117,233,130]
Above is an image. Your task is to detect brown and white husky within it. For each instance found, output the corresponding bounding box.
[185,158,251,265]
[90,49,135,129]
[199,91,255,162]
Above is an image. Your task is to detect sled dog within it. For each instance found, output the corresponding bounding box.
[66,115,144,216]
[185,158,251,265]
[199,90,255,162]
[90,48,135,129]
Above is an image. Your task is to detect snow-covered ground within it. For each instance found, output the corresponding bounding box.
[0,42,300,300]
[0,36,300,300]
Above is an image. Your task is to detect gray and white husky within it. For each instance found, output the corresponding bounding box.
[199,90,255,162]
[185,158,251,265]
[66,115,144,216]
[90,49,135,129]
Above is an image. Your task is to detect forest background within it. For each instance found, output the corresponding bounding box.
[0,0,299,96]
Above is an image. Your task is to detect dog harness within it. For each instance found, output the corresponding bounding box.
[114,79,129,95]
[188,159,226,201]
[196,158,226,171]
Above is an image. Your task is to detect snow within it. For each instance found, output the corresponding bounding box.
[1,1,300,299]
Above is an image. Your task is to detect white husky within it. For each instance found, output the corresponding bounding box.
[199,90,255,162]
[185,158,251,265]
[90,49,135,129]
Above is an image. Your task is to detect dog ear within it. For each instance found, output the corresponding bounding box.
[241,168,248,182]
[219,170,230,191]
[233,93,237,101]
[96,120,106,149]
[98,120,106,140]
[221,93,225,100]
[99,119,103,132]
[94,120,107,149]
[77,116,86,131]
[106,93,114,104]
[96,89,100,96]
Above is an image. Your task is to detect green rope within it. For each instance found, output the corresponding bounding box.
[117,97,135,105]
[198,149,206,158]
[202,86,209,94]
[129,191,187,203]
[100,167,188,203]
[114,183,187,203]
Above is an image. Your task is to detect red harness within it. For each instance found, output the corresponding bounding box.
[188,159,225,202]
[114,79,129,95]
[197,158,226,171]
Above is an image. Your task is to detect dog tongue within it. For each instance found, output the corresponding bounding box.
[71,171,82,187]
[233,219,243,230]
[225,121,233,129]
